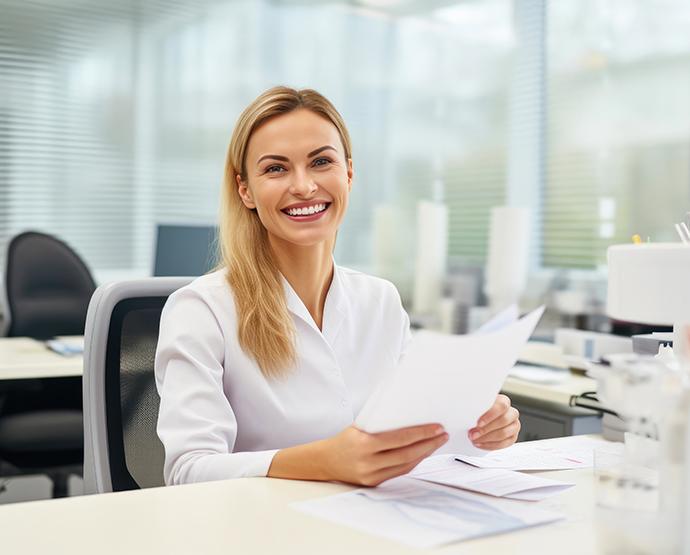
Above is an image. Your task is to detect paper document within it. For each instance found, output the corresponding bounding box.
[46,336,84,356]
[292,477,563,549]
[455,436,622,471]
[410,455,574,501]
[356,306,545,456]
[475,304,519,334]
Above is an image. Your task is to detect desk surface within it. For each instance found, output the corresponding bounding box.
[0,337,83,380]
[0,467,603,555]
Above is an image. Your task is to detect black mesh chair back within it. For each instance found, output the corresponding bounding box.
[83,278,192,493]
[5,231,96,339]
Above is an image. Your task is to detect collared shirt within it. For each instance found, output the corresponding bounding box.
[154,264,411,486]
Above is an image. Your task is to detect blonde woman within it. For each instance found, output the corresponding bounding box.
[154,86,520,487]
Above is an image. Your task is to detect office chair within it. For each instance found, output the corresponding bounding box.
[83,277,192,494]
[2,230,96,338]
[0,231,95,497]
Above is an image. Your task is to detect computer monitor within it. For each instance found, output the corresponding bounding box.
[153,224,218,277]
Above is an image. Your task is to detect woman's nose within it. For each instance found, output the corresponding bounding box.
[289,170,317,196]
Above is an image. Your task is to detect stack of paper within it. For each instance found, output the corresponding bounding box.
[410,455,574,501]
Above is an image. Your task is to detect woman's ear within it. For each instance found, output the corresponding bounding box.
[236,173,256,209]
[347,158,353,192]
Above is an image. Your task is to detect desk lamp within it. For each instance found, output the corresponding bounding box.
[607,243,690,358]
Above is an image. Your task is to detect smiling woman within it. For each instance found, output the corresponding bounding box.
[153,86,521,488]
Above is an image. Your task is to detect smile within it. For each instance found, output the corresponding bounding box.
[281,203,330,218]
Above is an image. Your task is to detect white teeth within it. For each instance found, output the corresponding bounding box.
[286,203,327,217]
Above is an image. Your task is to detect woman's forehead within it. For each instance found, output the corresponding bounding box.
[248,109,343,160]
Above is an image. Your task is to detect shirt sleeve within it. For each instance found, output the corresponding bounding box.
[390,282,412,363]
[154,286,278,486]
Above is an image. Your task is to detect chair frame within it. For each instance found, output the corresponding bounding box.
[83,277,191,494]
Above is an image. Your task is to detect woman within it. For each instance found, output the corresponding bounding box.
[154,86,520,487]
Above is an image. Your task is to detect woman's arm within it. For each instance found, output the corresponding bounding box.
[268,424,448,486]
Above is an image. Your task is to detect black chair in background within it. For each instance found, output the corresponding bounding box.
[0,231,96,497]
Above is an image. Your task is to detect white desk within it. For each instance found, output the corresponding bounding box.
[0,467,603,554]
[0,337,83,380]
[502,372,597,407]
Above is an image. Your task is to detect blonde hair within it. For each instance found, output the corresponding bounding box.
[219,86,352,378]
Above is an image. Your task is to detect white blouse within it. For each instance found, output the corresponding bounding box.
[154,264,411,486]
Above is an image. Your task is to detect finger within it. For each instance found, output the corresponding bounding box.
[376,432,449,469]
[367,451,439,487]
[476,394,511,428]
[470,407,519,441]
[371,423,445,451]
[472,420,520,445]
[473,436,518,451]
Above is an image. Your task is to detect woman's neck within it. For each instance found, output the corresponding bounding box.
[269,235,335,330]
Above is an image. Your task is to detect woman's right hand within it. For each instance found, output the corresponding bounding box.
[318,423,448,486]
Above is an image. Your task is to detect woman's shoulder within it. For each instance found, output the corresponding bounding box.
[164,267,236,316]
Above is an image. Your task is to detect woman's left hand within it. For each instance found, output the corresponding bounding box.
[468,394,520,450]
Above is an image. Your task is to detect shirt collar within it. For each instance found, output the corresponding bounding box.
[281,260,347,341]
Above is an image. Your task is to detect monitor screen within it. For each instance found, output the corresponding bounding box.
[154,224,218,277]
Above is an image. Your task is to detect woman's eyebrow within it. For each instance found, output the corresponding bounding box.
[307,145,337,158]
[257,154,289,165]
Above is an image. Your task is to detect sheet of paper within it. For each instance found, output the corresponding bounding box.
[292,477,563,549]
[410,455,573,501]
[455,436,623,471]
[475,304,519,334]
[355,306,545,456]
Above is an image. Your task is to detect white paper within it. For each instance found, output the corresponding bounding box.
[475,303,519,334]
[356,306,545,456]
[292,477,563,549]
[456,436,622,471]
[410,456,574,501]
[509,364,569,384]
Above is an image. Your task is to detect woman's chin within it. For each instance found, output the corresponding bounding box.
[274,231,337,249]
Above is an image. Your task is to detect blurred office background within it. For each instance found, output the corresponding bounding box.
[1,0,689,325]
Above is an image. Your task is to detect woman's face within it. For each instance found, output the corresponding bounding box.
[237,108,353,248]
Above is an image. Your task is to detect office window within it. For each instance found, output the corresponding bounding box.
[543,0,690,268]
[0,0,512,301]
[1,0,687,296]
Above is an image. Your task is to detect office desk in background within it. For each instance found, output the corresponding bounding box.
[0,466,601,555]
[502,372,602,441]
[0,337,83,380]
[0,336,601,441]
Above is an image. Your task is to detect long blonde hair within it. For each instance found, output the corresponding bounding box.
[219,86,352,378]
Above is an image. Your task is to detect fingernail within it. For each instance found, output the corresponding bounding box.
[469,431,480,440]
[435,426,445,435]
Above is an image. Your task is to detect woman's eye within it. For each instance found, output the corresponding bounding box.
[265,165,285,173]
[313,157,331,167]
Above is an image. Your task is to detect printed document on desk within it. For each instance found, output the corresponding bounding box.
[410,455,574,501]
[455,435,622,471]
[292,477,563,549]
[356,306,545,456]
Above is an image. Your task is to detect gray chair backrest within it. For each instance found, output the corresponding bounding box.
[83,277,192,494]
